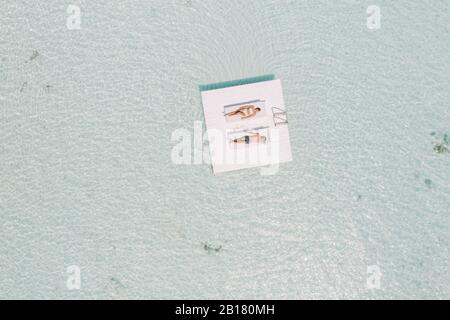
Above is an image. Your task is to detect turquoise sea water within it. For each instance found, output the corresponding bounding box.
[0,1,449,299]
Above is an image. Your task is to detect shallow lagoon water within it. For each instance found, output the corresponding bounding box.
[0,1,449,299]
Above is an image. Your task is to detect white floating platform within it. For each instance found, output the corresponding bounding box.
[200,78,293,174]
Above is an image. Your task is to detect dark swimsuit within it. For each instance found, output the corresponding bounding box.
[233,135,250,144]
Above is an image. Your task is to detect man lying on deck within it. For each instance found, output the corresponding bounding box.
[230,133,267,145]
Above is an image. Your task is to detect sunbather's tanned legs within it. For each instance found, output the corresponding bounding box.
[225,110,243,117]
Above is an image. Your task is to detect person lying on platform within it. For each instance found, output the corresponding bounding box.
[225,105,261,119]
[230,133,267,145]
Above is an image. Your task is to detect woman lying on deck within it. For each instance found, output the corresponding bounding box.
[225,105,261,119]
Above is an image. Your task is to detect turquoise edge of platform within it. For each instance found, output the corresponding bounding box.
[199,74,275,92]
